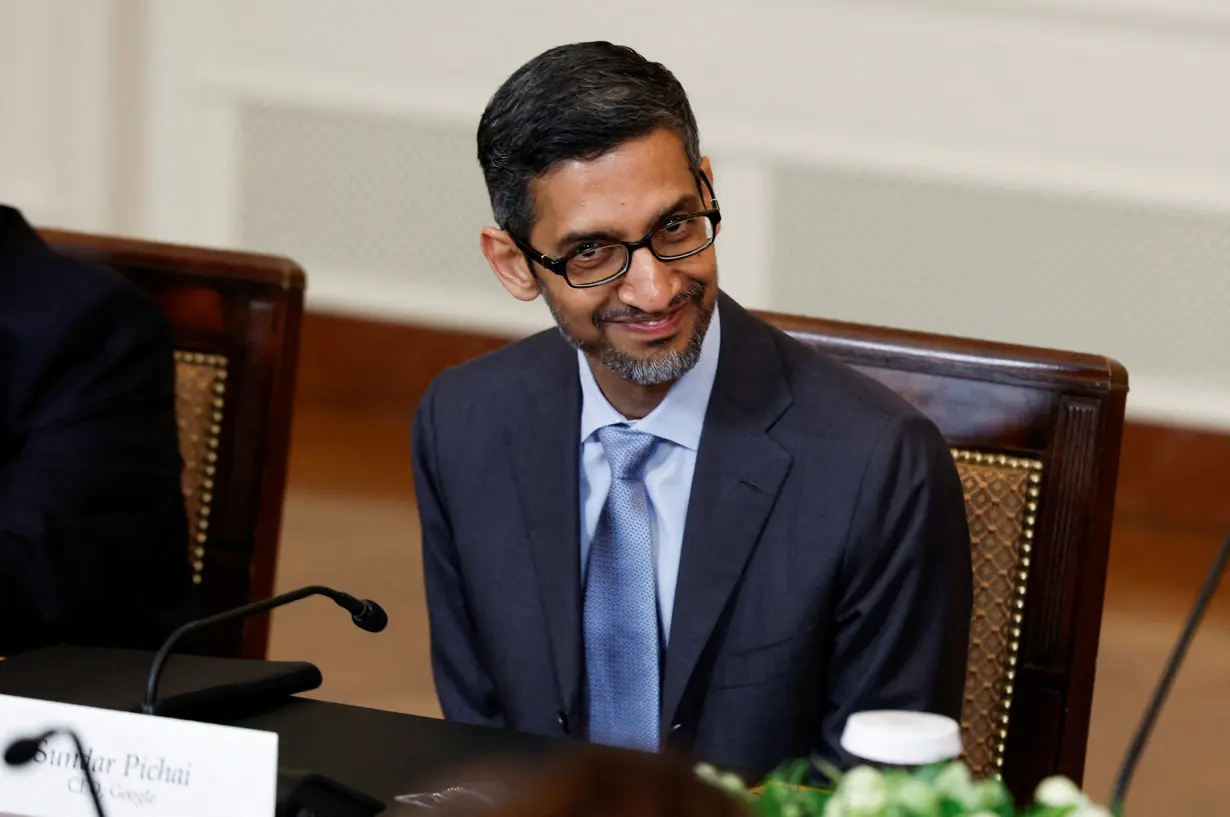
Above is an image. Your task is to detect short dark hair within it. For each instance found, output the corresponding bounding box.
[477,41,702,239]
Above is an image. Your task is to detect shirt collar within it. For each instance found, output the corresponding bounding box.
[578,302,721,451]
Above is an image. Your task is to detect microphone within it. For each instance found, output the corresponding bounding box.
[1110,530,1230,814]
[142,585,388,715]
[5,727,108,817]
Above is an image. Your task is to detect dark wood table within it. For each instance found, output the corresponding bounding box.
[0,646,559,808]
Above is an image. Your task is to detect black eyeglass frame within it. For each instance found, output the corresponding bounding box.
[508,170,721,289]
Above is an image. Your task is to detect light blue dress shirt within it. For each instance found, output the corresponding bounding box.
[578,304,721,644]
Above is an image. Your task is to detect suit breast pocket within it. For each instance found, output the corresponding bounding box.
[708,629,813,690]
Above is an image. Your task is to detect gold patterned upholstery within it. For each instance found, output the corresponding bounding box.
[173,351,228,585]
[952,449,1041,779]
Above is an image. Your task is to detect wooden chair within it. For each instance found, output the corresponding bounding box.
[759,310,1128,799]
[39,228,305,660]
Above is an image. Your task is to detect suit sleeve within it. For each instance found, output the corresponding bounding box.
[818,413,973,767]
[412,381,505,727]
[0,282,195,654]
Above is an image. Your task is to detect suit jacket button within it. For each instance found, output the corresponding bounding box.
[670,722,683,733]
[557,711,570,735]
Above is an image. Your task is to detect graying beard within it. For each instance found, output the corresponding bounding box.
[543,289,710,387]
[594,321,706,386]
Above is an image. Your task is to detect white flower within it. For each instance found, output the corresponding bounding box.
[890,778,938,814]
[969,812,1001,817]
[694,764,748,796]
[972,778,1011,810]
[1035,776,1088,808]
[831,766,889,816]
[933,762,979,809]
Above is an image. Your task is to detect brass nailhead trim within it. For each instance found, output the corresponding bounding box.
[175,351,228,584]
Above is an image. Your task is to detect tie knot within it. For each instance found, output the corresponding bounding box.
[597,425,659,481]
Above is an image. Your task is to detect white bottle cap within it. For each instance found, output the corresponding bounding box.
[839,710,962,766]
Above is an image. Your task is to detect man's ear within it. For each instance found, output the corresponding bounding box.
[699,157,719,235]
[481,227,540,302]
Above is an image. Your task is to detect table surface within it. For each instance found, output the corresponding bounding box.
[226,696,557,804]
[0,647,559,809]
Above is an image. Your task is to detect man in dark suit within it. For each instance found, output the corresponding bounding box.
[0,205,196,655]
[413,42,973,776]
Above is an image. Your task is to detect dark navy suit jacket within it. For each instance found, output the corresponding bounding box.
[0,206,196,655]
[413,291,972,777]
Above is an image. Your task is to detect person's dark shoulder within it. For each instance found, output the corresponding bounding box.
[1,234,175,421]
[422,327,571,422]
[1,234,171,349]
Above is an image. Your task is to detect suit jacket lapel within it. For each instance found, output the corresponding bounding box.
[504,332,583,717]
[662,294,794,725]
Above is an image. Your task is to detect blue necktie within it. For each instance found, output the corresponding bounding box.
[584,424,661,751]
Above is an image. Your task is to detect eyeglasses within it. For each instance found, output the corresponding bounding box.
[510,172,721,289]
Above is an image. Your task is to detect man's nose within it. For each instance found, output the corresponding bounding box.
[616,248,681,315]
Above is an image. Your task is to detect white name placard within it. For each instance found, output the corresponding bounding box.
[0,694,278,817]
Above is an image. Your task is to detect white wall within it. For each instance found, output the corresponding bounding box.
[0,0,119,232]
[5,0,1230,429]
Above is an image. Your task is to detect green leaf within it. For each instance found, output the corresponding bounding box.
[810,755,846,788]
[1017,807,1079,817]
[755,784,786,817]
[938,799,967,817]
[785,759,813,787]
[750,778,832,817]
